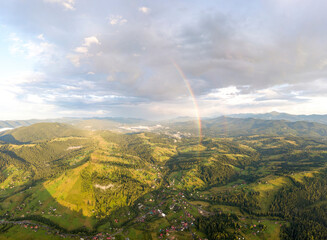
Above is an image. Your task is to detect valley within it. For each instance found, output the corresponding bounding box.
[0,121,326,239]
[3,0,327,238]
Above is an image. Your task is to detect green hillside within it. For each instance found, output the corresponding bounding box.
[169,117,327,138]
[74,119,123,130]
[0,122,326,239]
[0,120,39,129]
[229,111,327,124]
[0,123,88,143]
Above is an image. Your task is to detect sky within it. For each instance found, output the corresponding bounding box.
[0,0,327,120]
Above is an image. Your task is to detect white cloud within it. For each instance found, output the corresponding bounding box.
[69,36,100,66]
[43,0,75,10]
[0,71,45,86]
[37,34,45,41]
[26,94,44,104]
[64,85,80,90]
[23,42,54,58]
[0,71,57,120]
[74,46,88,53]
[67,54,81,67]
[83,36,100,47]
[138,7,151,14]
[206,86,240,99]
[9,34,56,64]
[108,15,127,25]
[96,110,108,115]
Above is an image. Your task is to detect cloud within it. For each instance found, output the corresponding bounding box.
[9,34,57,66]
[108,15,128,25]
[83,36,100,47]
[138,7,150,14]
[37,34,45,41]
[0,71,58,120]
[74,46,88,54]
[43,0,75,10]
[1,0,327,119]
[66,54,81,66]
[74,36,100,53]
[69,36,101,66]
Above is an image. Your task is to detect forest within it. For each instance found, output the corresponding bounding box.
[0,122,326,239]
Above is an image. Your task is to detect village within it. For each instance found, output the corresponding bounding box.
[0,178,282,240]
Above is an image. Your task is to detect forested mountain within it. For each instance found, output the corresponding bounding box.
[0,120,40,129]
[3,115,327,139]
[168,116,327,138]
[74,118,151,131]
[0,122,326,239]
[0,123,88,143]
[0,117,148,132]
[229,111,327,125]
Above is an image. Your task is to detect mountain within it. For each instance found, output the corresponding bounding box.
[0,122,327,239]
[0,122,87,143]
[73,118,151,131]
[168,116,327,138]
[229,111,327,124]
[0,118,81,132]
[96,117,147,124]
[0,117,148,133]
[0,120,40,129]
[74,119,123,130]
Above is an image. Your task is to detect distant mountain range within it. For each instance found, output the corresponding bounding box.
[1,112,327,129]
[0,117,147,131]
[0,122,87,144]
[167,116,327,139]
[228,111,327,124]
[0,119,41,129]
[1,112,327,139]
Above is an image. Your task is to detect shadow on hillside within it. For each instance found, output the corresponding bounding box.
[0,134,25,144]
[1,183,95,235]
[164,149,210,171]
[0,149,29,164]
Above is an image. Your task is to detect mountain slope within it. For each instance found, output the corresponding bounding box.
[0,120,39,129]
[0,123,88,143]
[74,119,123,130]
[0,125,327,239]
[168,117,327,138]
[229,111,327,124]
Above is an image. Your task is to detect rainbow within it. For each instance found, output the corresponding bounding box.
[171,61,202,143]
